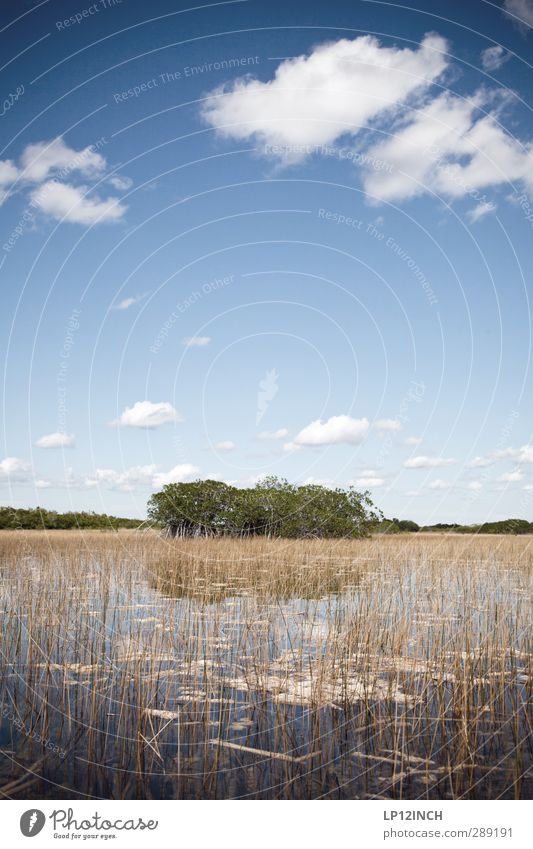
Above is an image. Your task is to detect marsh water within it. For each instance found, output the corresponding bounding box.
[0,532,531,799]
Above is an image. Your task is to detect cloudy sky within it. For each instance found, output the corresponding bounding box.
[1,0,533,522]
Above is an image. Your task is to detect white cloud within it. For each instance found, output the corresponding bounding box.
[467,200,497,222]
[352,475,385,487]
[467,481,483,491]
[404,455,456,468]
[467,455,495,468]
[293,414,370,447]
[183,336,211,347]
[85,464,158,492]
[498,444,533,463]
[202,33,448,159]
[84,463,200,492]
[302,476,334,487]
[374,418,401,431]
[257,428,289,440]
[112,292,149,310]
[153,463,199,487]
[111,400,182,429]
[503,0,533,27]
[20,137,106,183]
[215,440,236,451]
[0,457,32,481]
[481,45,511,72]
[31,181,126,225]
[429,478,450,489]
[202,32,533,211]
[282,441,302,453]
[35,432,74,449]
[363,89,533,202]
[0,159,19,189]
[498,469,524,482]
[108,175,133,191]
[404,435,422,445]
[469,444,533,468]
[35,479,52,489]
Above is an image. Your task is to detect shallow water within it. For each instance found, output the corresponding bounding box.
[0,533,531,799]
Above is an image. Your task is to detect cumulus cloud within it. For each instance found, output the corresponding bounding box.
[481,45,511,72]
[429,478,450,489]
[112,292,149,310]
[292,415,370,447]
[152,463,199,487]
[363,89,533,203]
[202,33,448,160]
[111,400,182,428]
[202,32,533,210]
[35,432,74,449]
[352,475,385,487]
[404,435,422,445]
[183,336,211,347]
[19,137,106,183]
[404,455,456,468]
[0,457,32,481]
[215,440,236,451]
[467,455,495,468]
[373,418,401,432]
[0,137,126,227]
[468,444,533,468]
[503,0,533,27]
[257,428,289,440]
[31,181,126,225]
[467,480,483,491]
[85,464,158,492]
[499,445,533,463]
[83,463,199,491]
[498,469,524,482]
[35,479,52,489]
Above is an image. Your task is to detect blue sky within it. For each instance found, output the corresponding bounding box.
[1,0,533,522]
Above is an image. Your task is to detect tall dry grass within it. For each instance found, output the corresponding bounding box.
[0,530,531,799]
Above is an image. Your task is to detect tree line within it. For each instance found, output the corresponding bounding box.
[147,477,382,538]
[376,518,533,534]
[0,507,141,530]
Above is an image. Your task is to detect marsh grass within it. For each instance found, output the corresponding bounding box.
[0,531,531,799]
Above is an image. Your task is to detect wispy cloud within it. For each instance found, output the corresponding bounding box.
[257,428,289,440]
[467,201,497,222]
[480,45,511,72]
[503,0,533,28]
[183,336,211,347]
[373,418,401,432]
[112,292,149,311]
